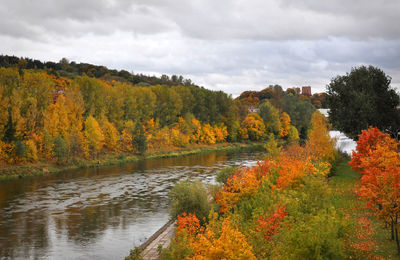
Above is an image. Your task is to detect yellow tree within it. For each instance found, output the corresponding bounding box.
[241,113,266,141]
[306,111,335,162]
[84,116,104,157]
[190,118,202,143]
[200,124,216,144]
[214,124,228,143]
[44,95,70,138]
[279,112,291,138]
[102,120,119,151]
[119,120,135,152]
[44,94,84,140]
[189,217,256,259]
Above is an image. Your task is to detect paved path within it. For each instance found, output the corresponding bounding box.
[141,220,176,260]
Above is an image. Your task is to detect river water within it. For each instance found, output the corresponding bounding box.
[0,148,265,259]
[329,130,357,155]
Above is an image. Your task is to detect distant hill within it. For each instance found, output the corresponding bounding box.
[0,55,195,87]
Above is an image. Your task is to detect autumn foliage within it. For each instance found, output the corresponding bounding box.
[350,127,400,254]
[165,111,348,259]
[256,205,287,240]
[0,68,235,164]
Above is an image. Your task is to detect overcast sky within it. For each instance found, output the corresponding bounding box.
[1,0,399,96]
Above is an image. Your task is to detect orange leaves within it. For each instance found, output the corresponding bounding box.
[256,205,287,240]
[216,161,274,213]
[176,213,202,237]
[350,127,400,247]
[278,112,291,138]
[275,155,308,189]
[349,127,388,174]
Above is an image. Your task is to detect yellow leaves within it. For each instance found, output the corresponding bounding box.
[102,120,119,151]
[311,161,332,178]
[171,127,190,147]
[84,116,104,157]
[188,217,256,260]
[241,113,265,141]
[200,124,216,145]
[120,129,133,152]
[305,111,335,162]
[214,124,228,143]
[190,118,202,143]
[44,94,83,139]
[278,112,291,137]
[24,139,38,162]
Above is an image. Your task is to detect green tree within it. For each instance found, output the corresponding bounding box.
[258,100,281,136]
[132,122,147,155]
[327,66,400,139]
[53,135,68,164]
[14,140,26,159]
[282,95,315,140]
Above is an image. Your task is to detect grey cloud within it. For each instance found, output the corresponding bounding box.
[1,0,400,41]
[0,0,399,97]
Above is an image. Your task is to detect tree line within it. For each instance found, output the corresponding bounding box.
[0,55,195,87]
[0,66,312,165]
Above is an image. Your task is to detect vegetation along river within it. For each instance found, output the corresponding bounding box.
[0,148,265,259]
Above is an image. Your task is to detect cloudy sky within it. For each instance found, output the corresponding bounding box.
[1,0,399,96]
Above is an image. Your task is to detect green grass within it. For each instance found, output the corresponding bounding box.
[329,161,400,259]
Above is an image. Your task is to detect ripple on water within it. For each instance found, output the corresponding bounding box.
[0,148,265,259]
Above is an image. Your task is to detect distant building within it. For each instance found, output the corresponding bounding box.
[301,86,312,96]
[248,106,259,113]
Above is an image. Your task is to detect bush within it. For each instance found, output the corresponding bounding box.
[125,247,143,260]
[215,166,237,185]
[169,180,210,225]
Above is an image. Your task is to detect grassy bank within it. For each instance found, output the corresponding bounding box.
[329,161,400,259]
[0,142,263,182]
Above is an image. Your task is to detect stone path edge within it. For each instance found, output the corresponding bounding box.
[139,219,176,251]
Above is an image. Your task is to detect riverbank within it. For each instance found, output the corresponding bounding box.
[0,142,263,182]
[329,161,400,259]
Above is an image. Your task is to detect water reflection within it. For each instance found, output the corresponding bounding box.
[0,148,264,259]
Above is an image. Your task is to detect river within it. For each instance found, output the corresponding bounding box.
[0,148,265,259]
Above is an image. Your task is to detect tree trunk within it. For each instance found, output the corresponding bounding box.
[392,220,395,240]
[396,224,400,255]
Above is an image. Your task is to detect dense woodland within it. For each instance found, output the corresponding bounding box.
[0,56,321,166]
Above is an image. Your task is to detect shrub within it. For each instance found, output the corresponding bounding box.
[215,166,237,185]
[169,180,210,225]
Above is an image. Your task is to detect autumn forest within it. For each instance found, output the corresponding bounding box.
[0,56,321,168]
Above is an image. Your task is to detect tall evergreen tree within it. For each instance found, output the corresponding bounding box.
[132,122,147,155]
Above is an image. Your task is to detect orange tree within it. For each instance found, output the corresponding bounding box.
[350,127,400,254]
